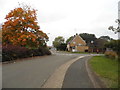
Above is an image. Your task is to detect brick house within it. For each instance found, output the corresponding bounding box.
[67,34,89,52]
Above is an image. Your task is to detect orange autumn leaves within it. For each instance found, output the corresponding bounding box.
[2,5,48,48]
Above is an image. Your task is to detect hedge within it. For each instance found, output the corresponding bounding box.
[2,44,51,62]
[104,51,118,60]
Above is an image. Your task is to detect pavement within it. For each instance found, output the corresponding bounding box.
[62,56,94,88]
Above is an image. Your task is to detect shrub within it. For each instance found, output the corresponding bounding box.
[56,43,67,51]
[105,51,118,59]
[2,44,51,62]
[2,44,30,62]
[105,40,120,60]
[38,47,51,55]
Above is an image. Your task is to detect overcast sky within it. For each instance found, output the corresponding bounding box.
[0,0,119,46]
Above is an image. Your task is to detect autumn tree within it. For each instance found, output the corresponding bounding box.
[2,4,48,49]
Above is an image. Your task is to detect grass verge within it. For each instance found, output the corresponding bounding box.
[89,56,118,88]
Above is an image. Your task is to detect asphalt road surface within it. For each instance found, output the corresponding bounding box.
[2,52,100,88]
[3,53,84,88]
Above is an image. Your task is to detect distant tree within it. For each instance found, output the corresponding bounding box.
[66,36,74,44]
[99,36,113,41]
[57,43,67,51]
[94,38,108,52]
[53,36,65,50]
[2,4,48,49]
[79,33,97,45]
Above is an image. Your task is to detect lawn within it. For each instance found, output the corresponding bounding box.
[72,52,97,54]
[89,56,119,88]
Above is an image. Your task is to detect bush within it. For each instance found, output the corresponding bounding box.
[105,40,120,59]
[2,44,51,62]
[38,47,51,55]
[105,51,118,59]
[56,43,67,51]
[2,45,30,61]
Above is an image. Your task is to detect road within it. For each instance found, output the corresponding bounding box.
[2,52,81,88]
[2,52,100,88]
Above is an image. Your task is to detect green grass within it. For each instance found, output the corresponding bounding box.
[89,56,119,88]
[72,52,97,54]
[57,51,102,54]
